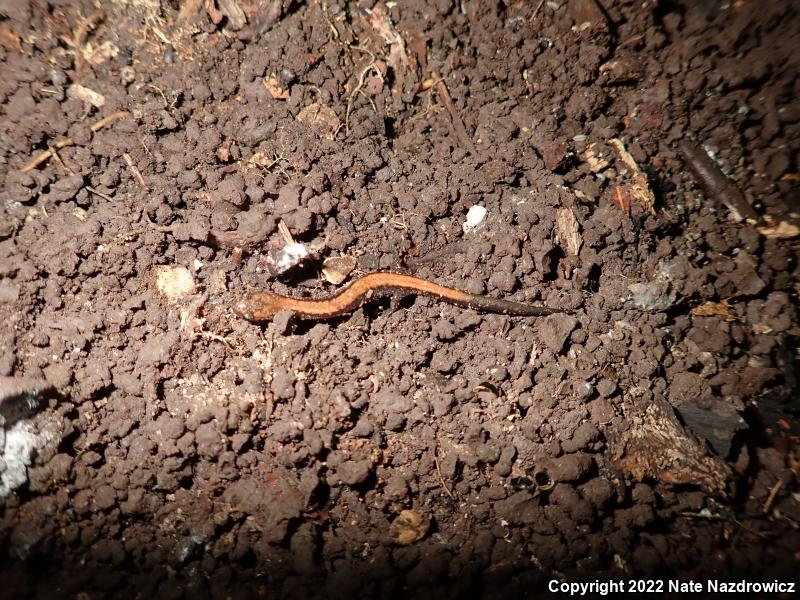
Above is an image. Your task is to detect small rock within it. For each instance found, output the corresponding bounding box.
[537,313,580,353]
[588,398,615,424]
[596,379,617,398]
[94,485,117,511]
[384,474,409,499]
[335,459,373,486]
[462,205,487,233]
[540,452,593,482]
[195,422,223,458]
[628,281,677,311]
[562,422,600,452]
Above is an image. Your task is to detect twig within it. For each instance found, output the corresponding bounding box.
[20,111,129,173]
[679,140,761,224]
[278,220,295,245]
[531,0,546,20]
[49,143,74,175]
[123,153,148,189]
[90,110,130,133]
[732,518,770,540]
[21,139,74,173]
[432,72,477,155]
[86,186,113,201]
[762,479,782,514]
[198,331,234,349]
[434,448,455,500]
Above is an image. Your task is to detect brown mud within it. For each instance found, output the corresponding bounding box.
[0,0,798,597]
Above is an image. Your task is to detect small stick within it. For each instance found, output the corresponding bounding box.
[20,111,130,173]
[762,479,782,514]
[21,139,75,173]
[123,152,148,189]
[432,72,477,155]
[89,110,129,132]
[434,448,455,500]
[86,186,113,201]
[278,220,295,245]
[531,0,546,20]
[679,140,761,223]
[48,143,74,175]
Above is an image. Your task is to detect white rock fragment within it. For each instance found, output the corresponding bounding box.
[155,265,196,300]
[462,205,488,233]
[267,242,310,275]
[1,419,58,498]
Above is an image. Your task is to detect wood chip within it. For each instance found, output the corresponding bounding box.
[67,83,106,108]
[583,142,610,172]
[555,208,582,256]
[608,186,632,216]
[217,0,247,30]
[608,395,730,493]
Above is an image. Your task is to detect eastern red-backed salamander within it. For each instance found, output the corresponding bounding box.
[236,272,561,321]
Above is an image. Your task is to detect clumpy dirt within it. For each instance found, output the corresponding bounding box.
[1,0,799,597]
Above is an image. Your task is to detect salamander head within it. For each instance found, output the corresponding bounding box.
[234,293,284,322]
[234,298,256,321]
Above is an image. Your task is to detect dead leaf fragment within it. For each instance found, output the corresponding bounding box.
[367,4,409,92]
[608,138,656,214]
[691,300,737,321]
[296,102,341,140]
[322,256,356,285]
[676,397,746,457]
[390,509,429,545]
[758,219,800,239]
[155,265,196,300]
[263,74,289,100]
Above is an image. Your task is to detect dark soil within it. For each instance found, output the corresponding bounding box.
[1,0,799,597]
